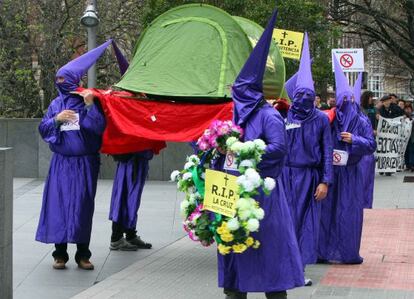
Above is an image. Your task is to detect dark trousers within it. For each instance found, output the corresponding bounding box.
[111,221,137,242]
[52,243,91,264]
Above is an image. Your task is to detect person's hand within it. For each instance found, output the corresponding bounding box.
[79,89,95,106]
[56,110,77,122]
[341,132,353,143]
[314,183,328,201]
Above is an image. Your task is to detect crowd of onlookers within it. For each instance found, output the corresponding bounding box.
[316,92,414,172]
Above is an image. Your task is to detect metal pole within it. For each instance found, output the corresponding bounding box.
[87,0,98,88]
[87,26,97,88]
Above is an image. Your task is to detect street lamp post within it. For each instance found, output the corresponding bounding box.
[80,0,99,88]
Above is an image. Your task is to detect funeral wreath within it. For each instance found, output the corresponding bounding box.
[171,120,275,255]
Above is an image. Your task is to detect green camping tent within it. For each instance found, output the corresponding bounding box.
[115,4,285,100]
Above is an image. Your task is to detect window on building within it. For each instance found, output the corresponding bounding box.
[368,74,385,98]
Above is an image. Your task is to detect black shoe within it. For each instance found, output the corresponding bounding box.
[265,291,287,299]
[224,289,247,299]
[127,236,152,249]
[305,277,313,286]
[110,237,139,251]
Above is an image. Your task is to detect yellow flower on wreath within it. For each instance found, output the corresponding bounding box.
[217,222,230,235]
[245,237,254,247]
[252,240,261,249]
[232,243,248,253]
[221,233,234,242]
[218,244,232,255]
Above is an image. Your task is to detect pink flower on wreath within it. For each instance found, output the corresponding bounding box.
[218,124,230,135]
[198,141,209,151]
[188,230,199,241]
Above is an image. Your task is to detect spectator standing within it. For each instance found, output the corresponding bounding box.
[361,91,376,130]
[315,94,329,110]
[404,103,414,171]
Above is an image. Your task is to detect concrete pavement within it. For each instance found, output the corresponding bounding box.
[12,171,414,299]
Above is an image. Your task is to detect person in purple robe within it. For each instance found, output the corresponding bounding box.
[36,40,127,270]
[353,75,376,209]
[108,151,153,250]
[216,10,304,299]
[318,57,376,264]
[281,33,333,286]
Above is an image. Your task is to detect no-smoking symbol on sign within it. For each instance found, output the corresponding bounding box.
[333,152,342,164]
[340,54,353,68]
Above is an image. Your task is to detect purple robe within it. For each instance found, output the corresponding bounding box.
[36,96,105,244]
[357,114,375,209]
[281,109,333,266]
[319,113,376,263]
[217,105,304,292]
[109,151,153,229]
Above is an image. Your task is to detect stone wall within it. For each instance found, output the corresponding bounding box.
[0,119,192,180]
[0,147,13,299]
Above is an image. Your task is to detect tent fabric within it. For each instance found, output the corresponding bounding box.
[115,4,284,100]
[232,16,285,100]
[81,88,233,154]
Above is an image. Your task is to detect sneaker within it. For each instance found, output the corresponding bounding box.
[53,258,66,270]
[127,236,152,249]
[77,259,94,270]
[304,277,313,286]
[110,237,139,251]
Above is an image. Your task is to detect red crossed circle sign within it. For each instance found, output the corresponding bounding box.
[333,152,342,163]
[226,153,234,166]
[340,54,353,68]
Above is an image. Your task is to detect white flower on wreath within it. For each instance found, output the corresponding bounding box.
[201,172,206,180]
[170,170,180,182]
[244,168,261,187]
[180,200,190,216]
[240,141,256,153]
[188,193,196,204]
[188,155,200,164]
[184,161,195,170]
[226,136,238,148]
[236,175,255,192]
[263,177,276,191]
[236,197,252,210]
[227,218,240,231]
[182,172,193,181]
[239,159,254,168]
[246,218,260,232]
[253,139,266,151]
[253,208,265,220]
[239,209,252,220]
[230,141,244,153]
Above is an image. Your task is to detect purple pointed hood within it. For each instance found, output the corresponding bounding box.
[333,55,358,137]
[55,39,128,95]
[232,9,278,126]
[286,32,316,122]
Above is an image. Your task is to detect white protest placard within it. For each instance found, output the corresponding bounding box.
[375,116,402,173]
[398,117,413,170]
[332,49,364,72]
[60,113,80,131]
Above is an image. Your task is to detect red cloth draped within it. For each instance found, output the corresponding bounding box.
[322,107,336,124]
[79,88,233,154]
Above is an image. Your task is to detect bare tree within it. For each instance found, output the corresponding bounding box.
[329,0,414,73]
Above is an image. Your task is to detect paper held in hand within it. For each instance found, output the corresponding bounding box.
[60,113,80,131]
